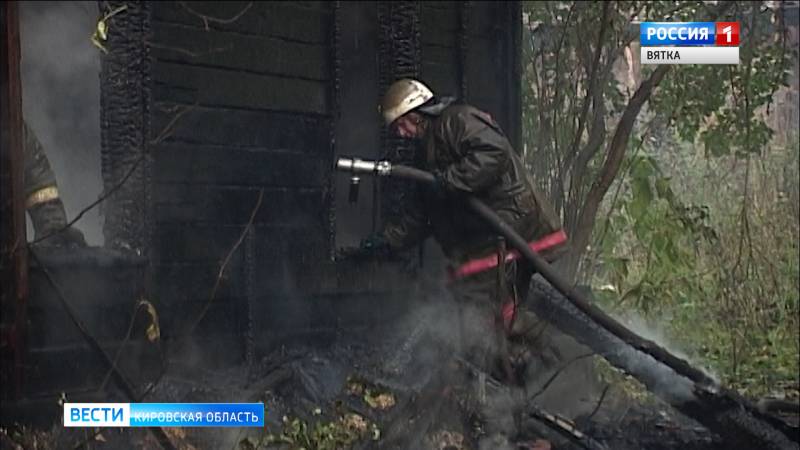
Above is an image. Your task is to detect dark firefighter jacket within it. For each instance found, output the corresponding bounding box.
[22,120,87,246]
[381,103,566,265]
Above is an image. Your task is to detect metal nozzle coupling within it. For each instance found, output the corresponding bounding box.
[337,157,393,204]
[348,175,360,204]
[335,157,392,176]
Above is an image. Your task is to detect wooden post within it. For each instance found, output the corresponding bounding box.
[0,0,29,400]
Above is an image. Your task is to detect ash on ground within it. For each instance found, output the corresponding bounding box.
[1,321,732,450]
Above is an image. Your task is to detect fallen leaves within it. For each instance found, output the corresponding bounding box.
[531,439,552,450]
[90,4,128,54]
[138,299,160,343]
[264,411,381,450]
[429,430,466,450]
[364,391,396,410]
[341,413,367,434]
[346,375,396,410]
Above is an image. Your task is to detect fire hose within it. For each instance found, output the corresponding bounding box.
[336,157,799,450]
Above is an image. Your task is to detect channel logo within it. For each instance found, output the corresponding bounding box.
[64,403,265,427]
[639,22,740,65]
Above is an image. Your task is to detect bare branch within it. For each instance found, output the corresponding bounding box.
[571,64,671,247]
[586,384,611,422]
[530,352,595,401]
[185,188,265,335]
[29,250,178,450]
[179,1,253,31]
[147,41,233,59]
[98,300,152,391]
[568,0,736,274]
[563,2,611,170]
[28,154,144,246]
[527,401,609,450]
[28,104,195,247]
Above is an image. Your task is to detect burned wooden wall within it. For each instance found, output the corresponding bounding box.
[98,0,522,367]
[420,1,521,149]
[150,1,337,364]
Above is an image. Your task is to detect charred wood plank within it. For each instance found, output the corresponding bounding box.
[99,0,152,252]
[377,1,421,230]
[527,278,799,450]
[420,65,460,98]
[151,22,330,81]
[152,223,325,264]
[153,1,331,44]
[152,62,329,114]
[152,143,329,187]
[151,262,244,303]
[153,184,324,226]
[149,106,330,153]
[466,1,497,38]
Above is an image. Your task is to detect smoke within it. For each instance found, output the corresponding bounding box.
[20,1,104,246]
[372,246,604,445]
[611,309,720,385]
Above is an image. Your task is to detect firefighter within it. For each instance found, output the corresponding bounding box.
[23,120,87,247]
[365,78,570,385]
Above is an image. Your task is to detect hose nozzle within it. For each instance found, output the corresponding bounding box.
[335,157,392,176]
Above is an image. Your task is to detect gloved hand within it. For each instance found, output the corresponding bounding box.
[48,226,88,248]
[430,170,451,199]
[360,233,392,256]
[29,199,88,248]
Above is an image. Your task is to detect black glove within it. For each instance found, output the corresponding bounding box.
[51,226,88,248]
[360,233,392,256]
[29,199,87,248]
[430,170,451,199]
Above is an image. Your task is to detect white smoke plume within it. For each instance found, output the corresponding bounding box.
[20,1,104,246]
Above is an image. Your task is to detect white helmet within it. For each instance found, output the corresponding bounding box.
[379,78,434,125]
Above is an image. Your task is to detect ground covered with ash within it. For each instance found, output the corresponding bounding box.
[1,311,755,450]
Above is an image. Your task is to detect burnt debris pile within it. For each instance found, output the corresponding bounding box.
[3,304,763,450]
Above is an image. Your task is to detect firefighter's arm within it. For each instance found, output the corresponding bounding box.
[436,112,511,193]
[23,121,87,247]
[23,121,60,208]
[381,199,432,251]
